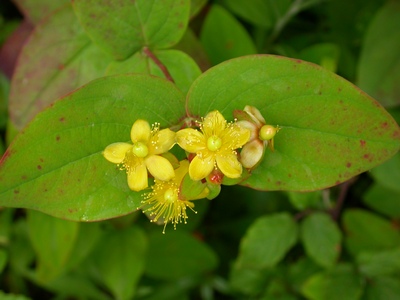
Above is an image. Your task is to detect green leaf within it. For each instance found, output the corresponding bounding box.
[27,210,79,283]
[300,212,342,268]
[9,5,112,130]
[190,0,207,19]
[0,72,9,130]
[107,49,201,94]
[0,74,185,221]
[357,1,400,107]
[236,213,298,269]
[174,28,211,72]
[8,219,35,274]
[287,191,322,210]
[301,264,364,300]
[12,0,69,23]
[357,248,400,278]
[140,280,191,300]
[64,222,102,271]
[288,257,321,294]
[229,263,272,296]
[0,291,31,300]
[0,208,14,246]
[186,55,400,191]
[0,248,7,274]
[299,43,340,73]
[364,276,400,300]
[363,183,400,218]
[72,0,190,60]
[91,227,147,300]
[262,278,298,300]
[342,209,400,256]
[219,0,292,29]
[369,152,400,193]
[44,272,112,300]
[200,4,257,65]
[145,230,218,280]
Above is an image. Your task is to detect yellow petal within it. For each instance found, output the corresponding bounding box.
[148,128,176,154]
[189,155,215,181]
[176,128,206,153]
[202,110,226,137]
[103,142,132,164]
[130,119,151,143]
[174,160,190,183]
[244,105,265,125]
[221,124,250,150]
[216,153,242,178]
[145,155,175,181]
[240,140,264,168]
[127,162,148,191]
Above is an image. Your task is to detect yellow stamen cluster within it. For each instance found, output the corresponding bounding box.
[176,110,251,181]
[102,107,279,232]
[142,179,196,234]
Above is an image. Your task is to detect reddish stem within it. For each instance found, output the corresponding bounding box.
[143,47,174,83]
[331,178,356,220]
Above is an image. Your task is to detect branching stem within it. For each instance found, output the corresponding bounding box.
[143,47,174,83]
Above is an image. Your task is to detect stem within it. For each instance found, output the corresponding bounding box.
[142,47,174,83]
[331,178,356,220]
[267,0,324,47]
[294,208,313,221]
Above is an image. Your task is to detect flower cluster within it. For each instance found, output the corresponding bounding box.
[103,107,279,232]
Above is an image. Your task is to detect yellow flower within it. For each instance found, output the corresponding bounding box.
[176,110,250,181]
[103,120,176,191]
[141,160,207,233]
[236,106,279,169]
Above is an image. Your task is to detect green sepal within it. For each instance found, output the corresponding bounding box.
[179,173,208,201]
[205,183,221,200]
[222,168,250,186]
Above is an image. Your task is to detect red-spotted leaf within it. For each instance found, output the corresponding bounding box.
[12,0,69,24]
[0,74,185,221]
[9,5,112,130]
[106,49,201,94]
[186,55,400,191]
[72,0,190,60]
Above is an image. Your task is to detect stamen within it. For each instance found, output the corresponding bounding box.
[140,180,195,233]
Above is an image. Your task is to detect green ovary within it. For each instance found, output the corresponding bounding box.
[164,188,178,203]
[132,142,149,158]
[207,135,222,151]
[259,125,277,141]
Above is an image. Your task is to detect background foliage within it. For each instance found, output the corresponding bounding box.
[0,0,400,299]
